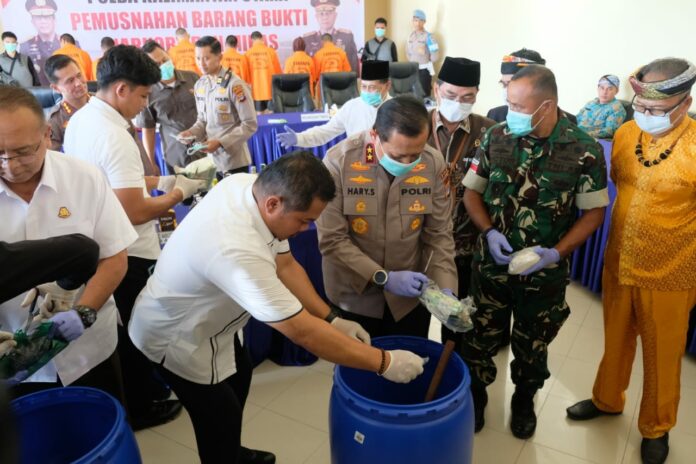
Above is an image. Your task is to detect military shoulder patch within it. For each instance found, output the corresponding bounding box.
[232,84,247,102]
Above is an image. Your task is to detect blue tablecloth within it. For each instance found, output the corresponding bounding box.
[569,139,616,294]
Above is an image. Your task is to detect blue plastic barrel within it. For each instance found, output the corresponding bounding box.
[11,387,141,464]
[330,336,474,464]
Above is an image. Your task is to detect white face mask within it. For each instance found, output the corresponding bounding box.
[633,111,675,136]
[439,97,473,122]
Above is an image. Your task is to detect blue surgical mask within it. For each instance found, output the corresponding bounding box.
[361,91,383,107]
[505,101,548,137]
[633,111,675,136]
[160,60,175,81]
[377,139,421,177]
[375,28,386,38]
[4,42,17,54]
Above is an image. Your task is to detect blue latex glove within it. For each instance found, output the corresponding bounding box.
[385,271,430,298]
[276,125,298,149]
[442,288,456,298]
[485,229,513,265]
[49,310,84,342]
[520,246,561,276]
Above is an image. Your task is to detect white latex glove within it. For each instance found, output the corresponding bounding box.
[331,317,371,344]
[184,157,217,177]
[157,175,176,193]
[20,282,79,321]
[0,331,16,356]
[173,175,207,199]
[382,349,427,383]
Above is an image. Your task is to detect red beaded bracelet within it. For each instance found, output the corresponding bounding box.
[376,348,387,376]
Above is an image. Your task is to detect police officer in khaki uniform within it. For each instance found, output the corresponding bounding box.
[428,57,496,351]
[303,0,359,72]
[44,54,90,151]
[179,36,258,177]
[317,96,457,338]
[406,9,440,98]
[20,0,60,87]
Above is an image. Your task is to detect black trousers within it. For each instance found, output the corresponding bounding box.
[156,334,253,464]
[113,256,165,417]
[337,302,432,339]
[441,255,474,352]
[9,350,125,405]
[254,100,270,112]
[418,69,432,97]
[0,234,99,303]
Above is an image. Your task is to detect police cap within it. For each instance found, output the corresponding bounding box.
[25,0,57,16]
[311,0,340,7]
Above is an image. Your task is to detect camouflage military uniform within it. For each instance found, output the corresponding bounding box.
[460,115,609,391]
[304,28,359,72]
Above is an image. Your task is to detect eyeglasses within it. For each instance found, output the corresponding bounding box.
[632,94,688,117]
[0,140,43,163]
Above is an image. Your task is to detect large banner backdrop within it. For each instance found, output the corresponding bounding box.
[1,0,364,82]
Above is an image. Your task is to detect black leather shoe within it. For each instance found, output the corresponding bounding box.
[641,434,669,464]
[471,387,487,433]
[130,399,183,431]
[510,389,536,439]
[239,446,276,464]
[566,399,621,421]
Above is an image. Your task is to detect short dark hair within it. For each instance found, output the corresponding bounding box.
[175,28,188,36]
[511,64,558,100]
[321,33,332,42]
[97,44,161,89]
[225,35,238,48]
[640,58,690,82]
[1,31,17,41]
[374,95,429,141]
[60,33,76,45]
[0,85,45,125]
[44,54,79,84]
[142,40,163,54]
[375,17,388,26]
[255,151,336,212]
[195,36,221,55]
[250,31,263,40]
[101,36,115,49]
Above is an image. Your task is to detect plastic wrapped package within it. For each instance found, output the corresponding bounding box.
[418,281,477,333]
[175,157,217,192]
[508,247,541,275]
[0,322,69,385]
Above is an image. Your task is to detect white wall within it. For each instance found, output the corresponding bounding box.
[388,0,696,114]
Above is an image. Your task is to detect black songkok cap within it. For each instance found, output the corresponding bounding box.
[361,60,390,81]
[438,57,481,87]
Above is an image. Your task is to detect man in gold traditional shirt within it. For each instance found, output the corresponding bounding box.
[567,58,696,464]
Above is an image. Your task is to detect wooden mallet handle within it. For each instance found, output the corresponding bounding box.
[424,339,456,402]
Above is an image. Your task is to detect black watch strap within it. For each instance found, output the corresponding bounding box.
[324,307,340,323]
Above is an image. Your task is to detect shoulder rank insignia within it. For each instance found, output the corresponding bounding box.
[408,200,426,213]
[351,217,368,235]
[218,70,233,88]
[404,175,429,185]
[349,175,373,184]
[364,143,376,164]
[411,163,427,173]
[232,84,246,102]
[350,161,370,172]
[57,206,71,219]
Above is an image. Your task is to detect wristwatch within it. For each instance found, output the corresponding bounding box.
[74,305,97,328]
[372,269,389,287]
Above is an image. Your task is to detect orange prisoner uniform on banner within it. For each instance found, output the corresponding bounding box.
[221,48,251,84]
[52,43,93,81]
[592,117,696,438]
[168,39,200,76]
[246,41,281,102]
[284,51,317,96]
[313,42,351,75]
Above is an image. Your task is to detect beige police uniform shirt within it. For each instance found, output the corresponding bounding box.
[406,30,440,73]
[188,67,258,172]
[316,131,457,321]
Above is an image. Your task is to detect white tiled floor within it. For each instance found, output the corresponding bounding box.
[135,282,696,463]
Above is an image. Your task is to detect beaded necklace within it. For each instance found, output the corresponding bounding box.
[634,124,689,167]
